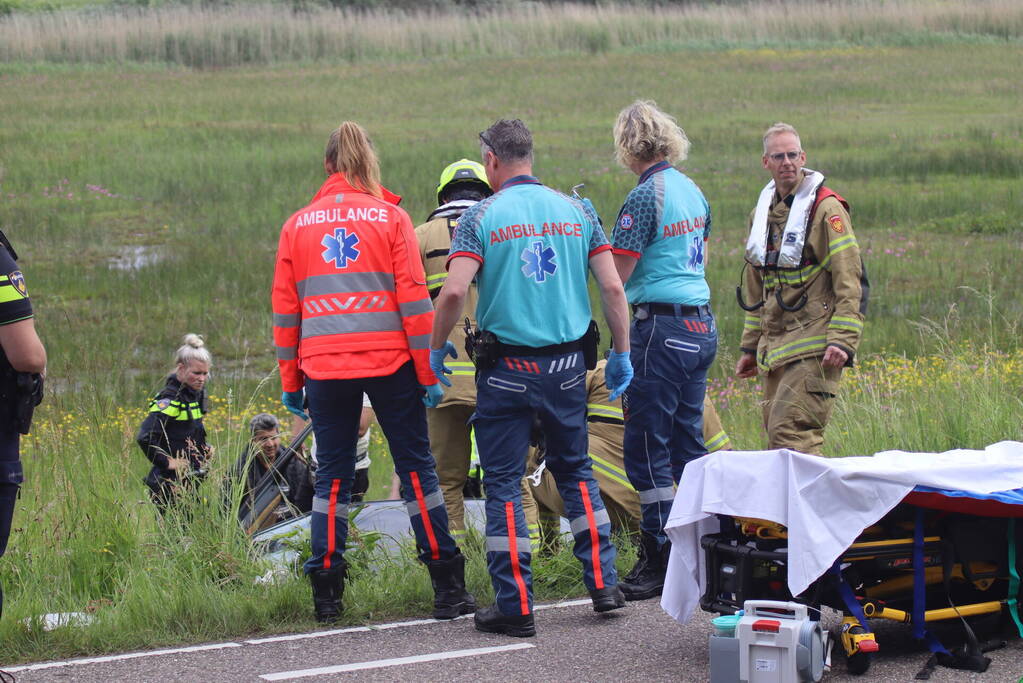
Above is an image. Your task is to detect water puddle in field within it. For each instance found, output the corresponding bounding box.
[107,245,165,271]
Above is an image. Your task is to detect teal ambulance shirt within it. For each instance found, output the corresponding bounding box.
[449,175,610,347]
[611,162,711,306]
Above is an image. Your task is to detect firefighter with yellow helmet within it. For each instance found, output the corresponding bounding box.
[415,159,541,548]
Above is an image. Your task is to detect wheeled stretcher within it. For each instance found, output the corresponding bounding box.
[701,493,1023,675]
[659,444,1023,678]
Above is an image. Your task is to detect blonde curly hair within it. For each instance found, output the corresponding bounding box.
[614,100,690,168]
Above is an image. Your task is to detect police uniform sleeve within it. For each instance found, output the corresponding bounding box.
[390,208,437,386]
[815,198,865,362]
[448,202,485,266]
[611,184,658,258]
[739,209,764,354]
[0,248,33,327]
[136,391,175,469]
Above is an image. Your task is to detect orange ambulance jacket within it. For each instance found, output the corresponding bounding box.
[272,174,436,391]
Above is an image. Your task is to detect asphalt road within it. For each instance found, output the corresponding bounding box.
[5,599,1023,682]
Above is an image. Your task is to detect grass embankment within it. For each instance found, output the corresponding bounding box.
[0,0,1021,67]
[0,27,1021,663]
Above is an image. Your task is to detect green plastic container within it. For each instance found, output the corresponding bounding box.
[711,613,742,637]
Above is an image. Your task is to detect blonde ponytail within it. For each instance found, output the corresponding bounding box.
[326,121,382,198]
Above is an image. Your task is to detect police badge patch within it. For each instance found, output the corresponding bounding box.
[156,398,173,410]
[9,271,27,298]
[828,215,845,234]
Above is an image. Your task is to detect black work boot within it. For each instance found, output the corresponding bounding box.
[425,550,477,619]
[473,605,536,638]
[619,533,668,601]
[309,561,346,624]
[589,584,626,613]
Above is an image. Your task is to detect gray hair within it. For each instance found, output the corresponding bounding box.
[479,119,533,164]
[763,122,801,154]
[174,333,212,368]
[249,412,280,435]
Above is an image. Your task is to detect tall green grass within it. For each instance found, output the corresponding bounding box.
[0,35,1021,663]
[0,0,1021,67]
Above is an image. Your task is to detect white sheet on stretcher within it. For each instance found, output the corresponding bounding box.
[660,441,1023,624]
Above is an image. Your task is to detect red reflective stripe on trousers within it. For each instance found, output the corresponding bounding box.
[504,357,514,369]
[578,481,604,589]
[410,471,440,560]
[506,501,530,616]
[324,478,341,570]
[530,361,540,374]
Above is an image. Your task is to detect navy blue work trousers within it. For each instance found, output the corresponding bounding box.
[623,311,717,545]
[303,361,457,574]
[472,350,617,617]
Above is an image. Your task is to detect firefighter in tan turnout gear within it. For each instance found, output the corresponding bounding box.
[735,122,868,455]
[527,359,732,540]
[415,159,541,548]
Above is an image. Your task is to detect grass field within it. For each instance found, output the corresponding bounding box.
[0,0,1022,664]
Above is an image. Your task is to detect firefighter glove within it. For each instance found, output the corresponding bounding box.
[605,350,633,401]
[430,342,458,387]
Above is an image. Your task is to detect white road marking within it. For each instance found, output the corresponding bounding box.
[5,597,592,673]
[259,643,535,680]
[5,642,243,673]
[535,598,590,610]
[245,626,373,645]
[244,598,590,645]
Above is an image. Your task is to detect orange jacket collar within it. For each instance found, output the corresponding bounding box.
[312,173,402,206]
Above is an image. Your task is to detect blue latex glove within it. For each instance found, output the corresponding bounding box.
[604,350,634,402]
[422,383,445,408]
[430,341,458,387]
[281,390,308,420]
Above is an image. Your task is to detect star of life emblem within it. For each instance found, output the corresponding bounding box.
[321,228,360,268]
[521,241,557,283]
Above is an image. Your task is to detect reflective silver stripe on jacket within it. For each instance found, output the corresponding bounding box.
[407,333,431,350]
[485,536,533,554]
[301,311,403,339]
[276,346,297,360]
[637,486,676,505]
[297,271,396,300]
[274,312,301,328]
[399,297,434,318]
[312,497,350,519]
[406,490,445,517]
[569,508,611,537]
[304,295,388,315]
